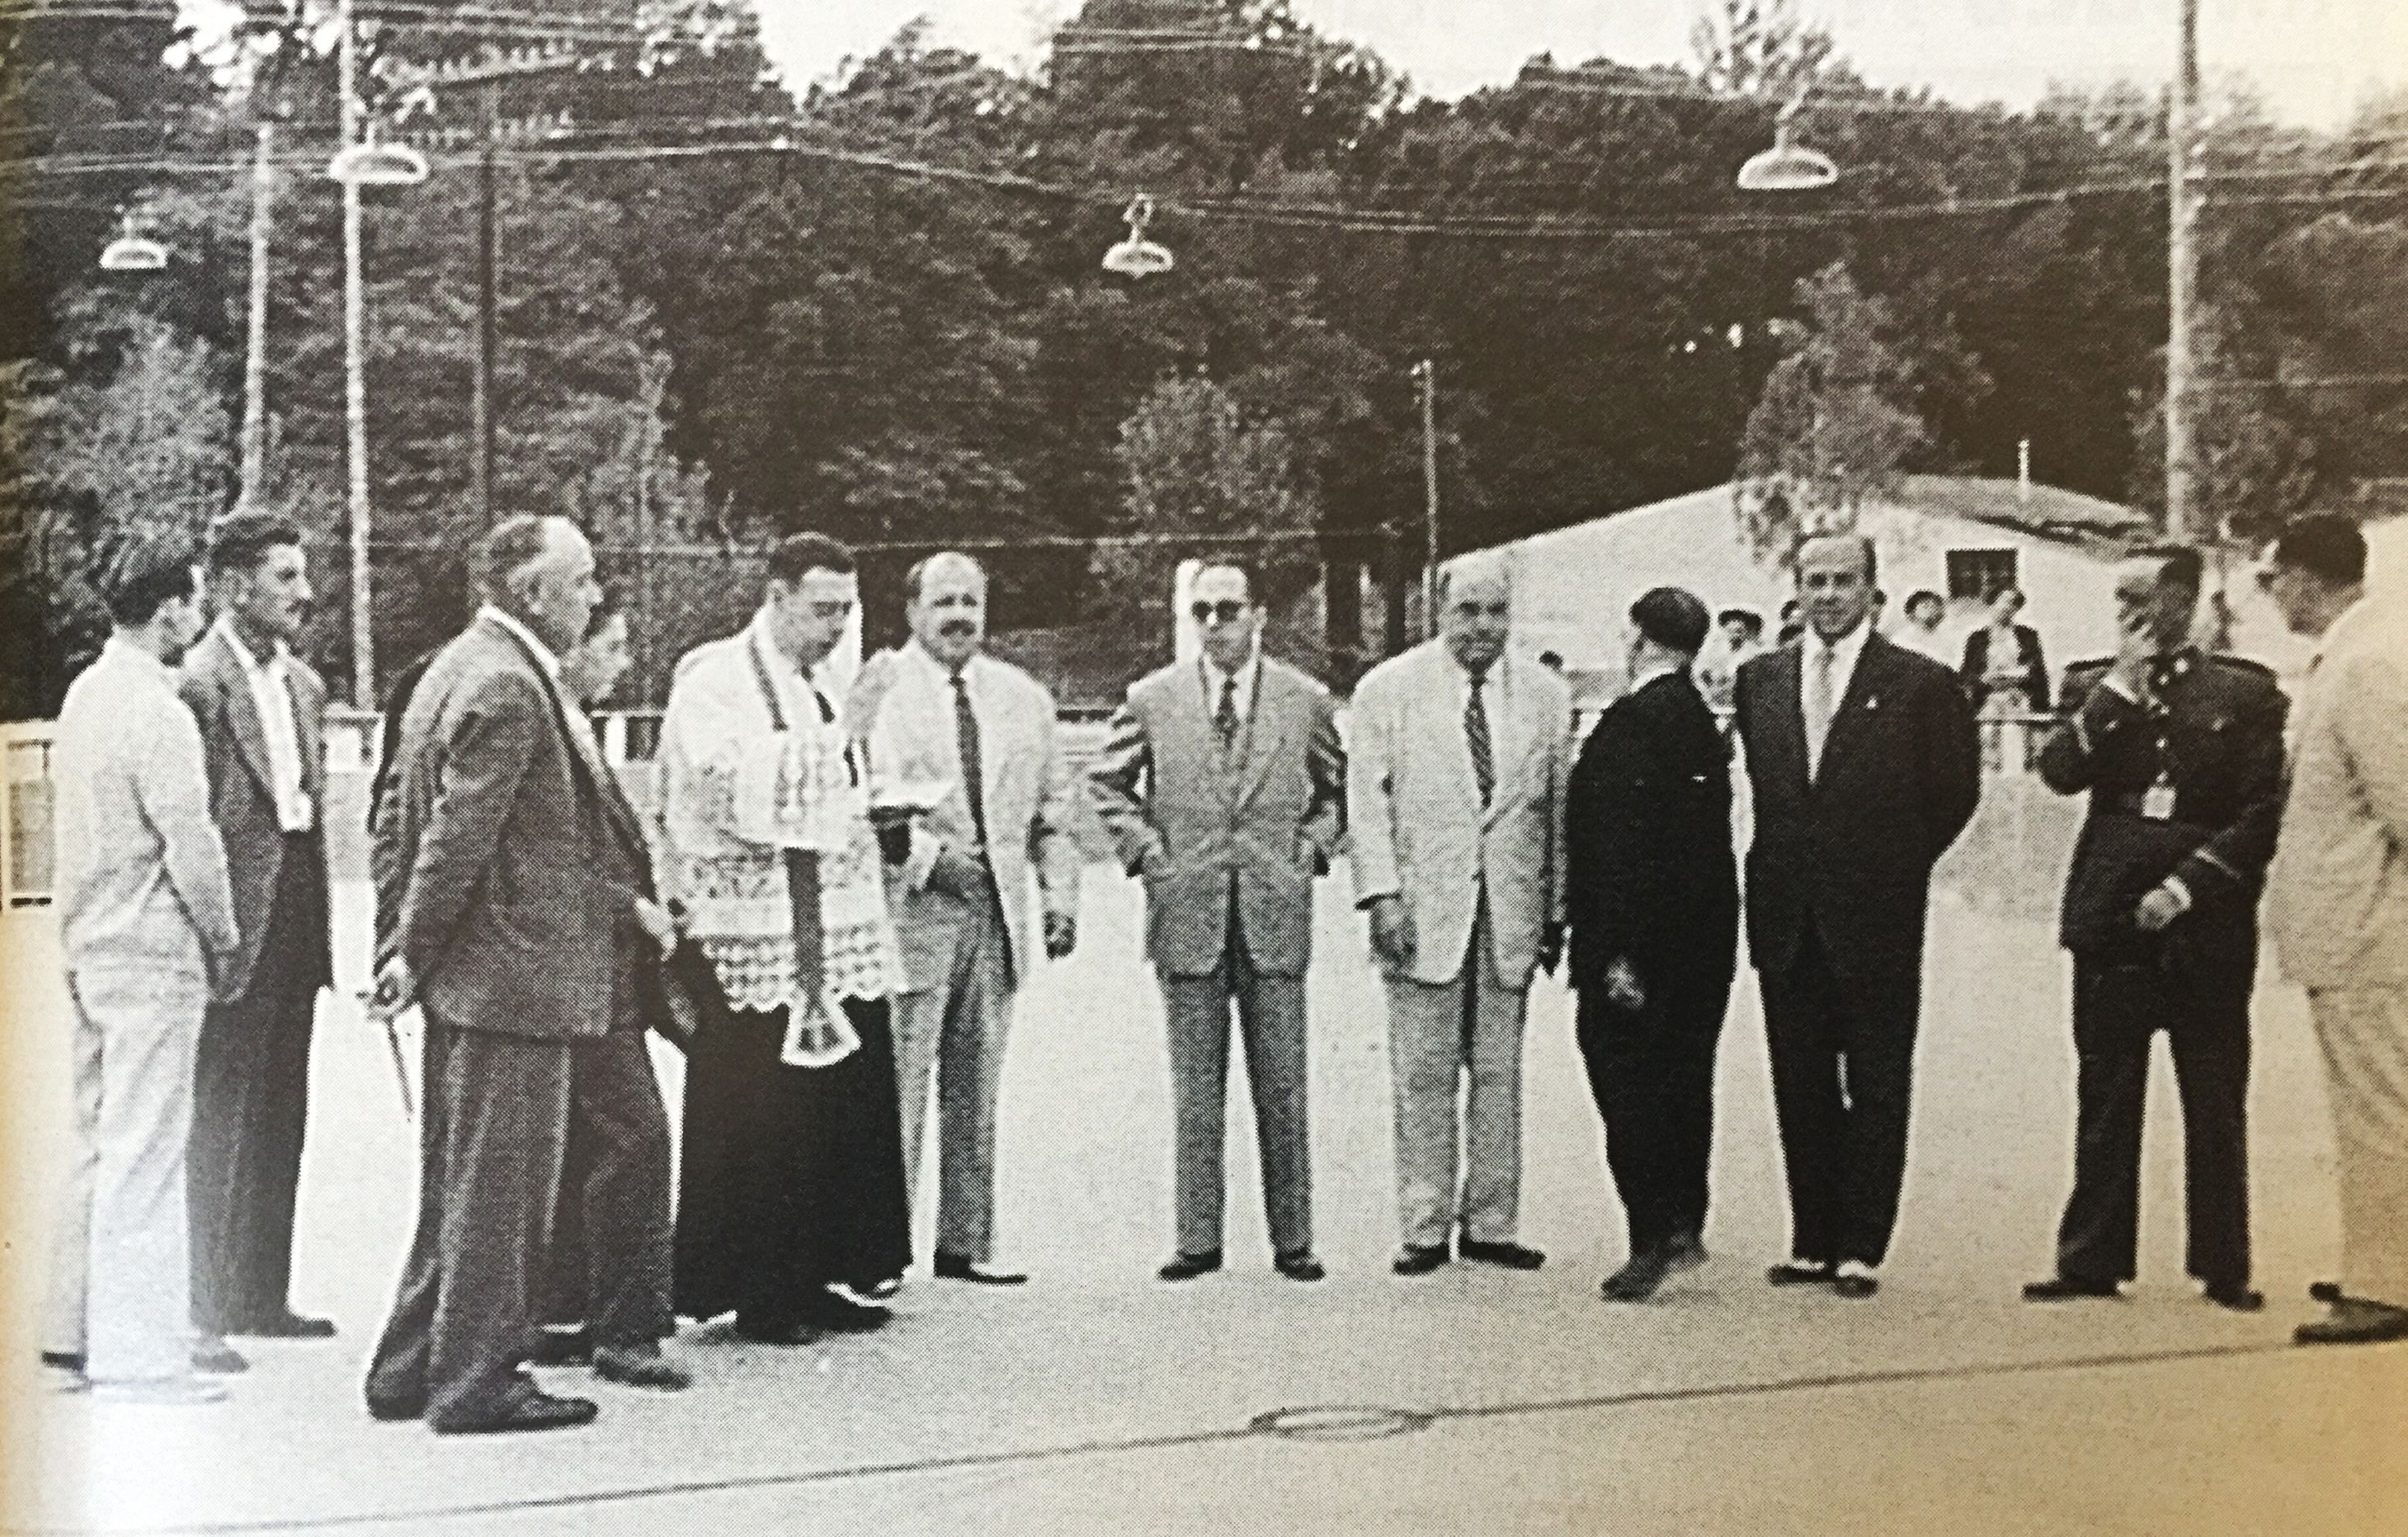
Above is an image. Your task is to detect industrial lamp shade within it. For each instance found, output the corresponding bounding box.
[327,138,431,187]
[1102,194,1172,277]
[1736,121,1838,193]
[98,224,169,272]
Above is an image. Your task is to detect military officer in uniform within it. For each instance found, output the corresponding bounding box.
[2024,546,2288,1313]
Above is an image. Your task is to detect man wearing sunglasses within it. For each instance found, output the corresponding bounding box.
[1090,561,1347,1284]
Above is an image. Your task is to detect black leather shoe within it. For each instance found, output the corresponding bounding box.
[1766,1260,1834,1286]
[2295,1301,2408,1346]
[432,1388,599,1436]
[591,1344,691,1391]
[41,1351,86,1374]
[934,1252,1029,1286]
[238,1311,337,1340]
[1274,1251,1326,1283]
[1460,1239,1546,1271]
[528,1328,592,1367]
[1157,1250,1223,1282]
[732,1316,820,1346]
[1392,1244,1450,1275]
[2203,1280,2265,1313]
[2309,1280,2346,1305]
[803,1288,892,1332]
[1831,1265,1880,1299]
[1601,1248,1673,1303]
[366,1394,424,1422]
[2023,1275,2123,1303]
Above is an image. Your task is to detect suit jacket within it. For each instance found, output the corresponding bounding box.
[2269,602,2408,988]
[1960,623,2051,712]
[1089,654,1346,979]
[1733,632,1981,985]
[178,625,333,992]
[373,615,617,1040]
[1348,643,1573,990]
[1564,669,1738,994]
[868,640,1081,990]
[2038,649,2287,959]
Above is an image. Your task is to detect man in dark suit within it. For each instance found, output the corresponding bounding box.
[1567,587,1739,1303]
[2024,546,2287,1313]
[179,515,334,1361]
[1090,561,1348,1283]
[365,514,664,1434]
[1734,533,1982,1299]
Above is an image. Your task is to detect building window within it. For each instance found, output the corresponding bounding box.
[1947,549,2019,602]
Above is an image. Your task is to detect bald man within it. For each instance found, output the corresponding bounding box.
[1350,553,1574,1275]
[865,553,1081,1285]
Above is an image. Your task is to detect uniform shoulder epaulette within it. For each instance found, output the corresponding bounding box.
[2064,657,2111,678]
[2208,653,2278,681]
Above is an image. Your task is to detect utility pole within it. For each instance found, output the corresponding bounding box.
[474,82,498,521]
[238,120,274,513]
[1414,358,1439,639]
[2165,0,2203,547]
[338,0,375,707]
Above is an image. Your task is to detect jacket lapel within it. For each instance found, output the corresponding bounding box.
[1775,644,1812,794]
[206,629,279,803]
[1231,665,1286,812]
[1481,660,1538,828]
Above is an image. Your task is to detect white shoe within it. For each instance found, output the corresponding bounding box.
[93,1376,229,1406]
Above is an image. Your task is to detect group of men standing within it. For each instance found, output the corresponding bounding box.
[40,501,2408,1429]
[45,516,335,1403]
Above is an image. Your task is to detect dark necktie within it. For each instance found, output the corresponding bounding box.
[952,672,988,850]
[1466,672,1495,809]
[1215,674,1240,750]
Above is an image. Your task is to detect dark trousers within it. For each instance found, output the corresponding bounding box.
[365,1014,572,1429]
[1761,926,1920,1268]
[1162,912,1312,1261]
[540,1030,674,1348]
[2055,953,2253,1287]
[189,833,325,1333]
[1576,965,1732,1256]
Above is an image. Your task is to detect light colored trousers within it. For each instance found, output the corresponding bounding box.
[892,887,1016,1263]
[1162,934,1312,1261]
[1384,907,1530,1251]
[2311,986,2408,1309]
[46,967,208,1384]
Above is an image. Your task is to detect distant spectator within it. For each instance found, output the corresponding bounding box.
[1961,587,2050,714]
[1538,648,1566,673]
[1700,608,1765,712]
[1775,598,1804,648]
[1893,590,1952,663]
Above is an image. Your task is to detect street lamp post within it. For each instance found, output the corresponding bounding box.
[2166,0,2205,548]
[238,120,275,513]
[337,0,374,708]
[1412,358,1439,639]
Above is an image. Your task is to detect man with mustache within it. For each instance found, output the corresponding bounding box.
[861,552,1081,1286]
[178,513,335,1364]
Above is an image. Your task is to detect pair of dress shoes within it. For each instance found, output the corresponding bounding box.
[933,1252,1025,1286]
[1157,1249,1326,1282]
[1394,1239,1548,1275]
[2295,1285,2408,1346]
[525,1331,690,1388]
[2024,1274,2264,1311]
[370,1370,599,1434]
[46,1344,252,1376]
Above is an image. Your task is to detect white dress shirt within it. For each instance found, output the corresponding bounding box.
[219,621,313,832]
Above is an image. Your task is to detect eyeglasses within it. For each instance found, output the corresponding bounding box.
[1190,600,1251,625]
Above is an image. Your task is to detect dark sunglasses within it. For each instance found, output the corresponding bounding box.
[1190,600,1251,625]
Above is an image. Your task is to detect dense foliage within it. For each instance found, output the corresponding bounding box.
[2,0,2403,715]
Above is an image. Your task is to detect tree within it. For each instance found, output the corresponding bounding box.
[1736,262,1928,561]
[2128,309,2316,547]
[1690,0,1838,101]
[1099,374,1317,660]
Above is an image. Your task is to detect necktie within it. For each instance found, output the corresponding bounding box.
[1215,674,1239,750]
[1465,672,1495,809]
[953,672,989,851]
[1804,644,1838,780]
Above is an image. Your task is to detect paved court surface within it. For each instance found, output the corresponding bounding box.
[3,804,2403,1535]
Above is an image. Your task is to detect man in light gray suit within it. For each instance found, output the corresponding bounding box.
[1090,560,1347,1282]
[1350,552,1572,1275]
[2262,514,2408,1346]
[864,552,1081,1286]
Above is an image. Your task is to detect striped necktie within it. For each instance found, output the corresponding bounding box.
[1465,672,1495,809]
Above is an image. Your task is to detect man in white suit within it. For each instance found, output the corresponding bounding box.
[865,552,1081,1285]
[1089,560,1348,1283]
[2262,514,2408,1346]
[1350,552,1573,1275]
